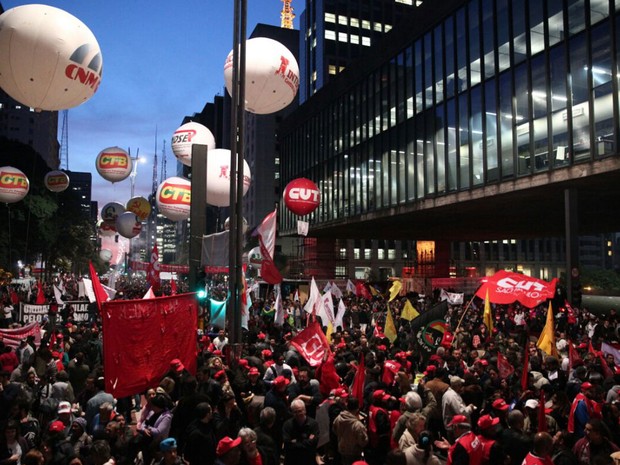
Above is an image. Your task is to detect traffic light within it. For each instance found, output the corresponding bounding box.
[196,269,207,302]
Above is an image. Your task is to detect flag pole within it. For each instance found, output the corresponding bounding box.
[451,285,483,347]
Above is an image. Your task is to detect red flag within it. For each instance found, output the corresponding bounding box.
[521,344,530,391]
[568,341,583,370]
[441,331,454,348]
[89,261,109,314]
[256,209,283,285]
[170,278,177,296]
[382,359,401,385]
[598,352,614,379]
[351,351,366,407]
[316,354,341,397]
[49,331,57,349]
[588,340,598,357]
[146,244,161,292]
[497,352,515,379]
[9,289,19,305]
[355,282,372,300]
[289,321,331,367]
[476,270,557,308]
[102,293,198,398]
[538,390,547,433]
[35,281,46,305]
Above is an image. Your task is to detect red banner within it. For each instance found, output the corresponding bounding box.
[475,270,557,308]
[0,323,41,349]
[102,293,198,398]
[289,321,331,367]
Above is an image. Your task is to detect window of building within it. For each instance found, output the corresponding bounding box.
[362,20,371,30]
[350,18,359,28]
[335,266,347,277]
[350,34,359,44]
[325,12,336,23]
[388,249,396,259]
[364,248,372,259]
[325,30,336,40]
[354,248,361,259]
[329,65,337,75]
[338,16,348,26]
[378,249,385,259]
[338,32,348,43]
[362,36,371,46]
[374,23,383,32]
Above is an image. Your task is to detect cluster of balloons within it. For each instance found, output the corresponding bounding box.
[97,196,151,240]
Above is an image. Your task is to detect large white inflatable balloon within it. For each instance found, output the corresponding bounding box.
[96,147,132,183]
[99,249,113,262]
[115,212,142,239]
[0,166,29,203]
[0,5,103,111]
[44,170,70,193]
[171,122,216,167]
[224,37,299,115]
[206,149,251,207]
[156,176,191,221]
[100,202,125,222]
[247,247,263,268]
[125,196,151,221]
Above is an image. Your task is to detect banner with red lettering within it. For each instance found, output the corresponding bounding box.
[290,321,331,367]
[475,270,557,308]
[102,293,198,398]
[0,323,41,349]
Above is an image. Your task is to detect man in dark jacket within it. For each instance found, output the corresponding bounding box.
[282,399,320,465]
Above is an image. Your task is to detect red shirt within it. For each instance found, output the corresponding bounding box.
[521,452,553,465]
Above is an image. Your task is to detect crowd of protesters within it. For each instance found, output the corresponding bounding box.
[0,274,619,465]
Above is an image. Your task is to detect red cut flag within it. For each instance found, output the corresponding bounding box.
[351,351,366,407]
[256,209,283,285]
[316,354,341,398]
[35,281,46,304]
[521,344,530,391]
[146,244,161,292]
[102,292,198,398]
[476,270,557,308]
[382,359,402,385]
[355,282,372,300]
[568,341,583,370]
[89,261,109,314]
[289,321,332,367]
[497,352,515,379]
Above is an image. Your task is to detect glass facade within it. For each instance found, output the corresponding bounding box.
[282,0,620,234]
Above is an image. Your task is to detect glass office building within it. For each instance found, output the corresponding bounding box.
[280,0,620,237]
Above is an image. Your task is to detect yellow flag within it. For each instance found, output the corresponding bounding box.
[537,301,557,356]
[388,280,403,302]
[384,304,397,343]
[369,285,379,297]
[483,289,493,333]
[401,299,419,321]
[326,322,334,343]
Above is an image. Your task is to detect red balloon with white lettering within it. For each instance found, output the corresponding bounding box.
[283,178,320,216]
[44,170,70,192]
[0,166,29,203]
[156,176,191,222]
[96,147,133,183]
[171,122,216,167]
[0,5,102,111]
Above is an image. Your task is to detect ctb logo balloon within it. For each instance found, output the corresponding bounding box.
[0,5,103,111]
[44,171,70,192]
[96,147,132,183]
[156,176,191,222]
[283,178,320,216]
[0,166,29,203]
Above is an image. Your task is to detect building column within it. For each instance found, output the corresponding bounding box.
[565,188,580,305]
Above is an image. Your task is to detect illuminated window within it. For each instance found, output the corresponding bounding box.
[396,0,413,4]
[350,18,359,27]
[338,32,348,42]
[325,13,336,23]
[350,34,360,44]
[339,248,347,259]
[362,37,371,46]
[374,23,383,32]
[362,20,371,29]
[312,71,317,82]
[378,249,385,259]
[354,248,361,259]
[365,248,372,259]
[329,65,337,75]
[338,16,348,25]
[385,25,392,32]
[325,29,336,40]
[388,249,396,259]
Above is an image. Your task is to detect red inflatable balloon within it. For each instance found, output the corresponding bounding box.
[283,178,320,216]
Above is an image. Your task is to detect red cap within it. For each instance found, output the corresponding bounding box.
[448,414,469,427]
[337,342,347,349]
[214,370,227,380]
[52,351,61,358]
[372,389,390,402]
[492,399,509,411]
[424,365,437,375]
[238,359,249,369]
[48,420,65,433]
[258,332,266,340]
[377,345,387,351]
[262,349,272,359]
[170,359,184,372]
[480,359,489,367]
[213,350,222,356]
[248,367,260,375]
[334,387,349,398]
[352,462,369,465]
[477,414,500,430]
[273,375,290,388]
[581,381,594,391]
[216,436,242,456]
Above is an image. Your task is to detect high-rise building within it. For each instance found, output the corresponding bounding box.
[299,0,421,103]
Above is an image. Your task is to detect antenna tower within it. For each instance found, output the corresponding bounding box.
[60,110,69,169]
[280,0,295,29]
[160,140,167,183]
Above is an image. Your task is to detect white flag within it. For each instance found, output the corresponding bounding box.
[304,277,321,314]
[335,298,346,329]
[323,281,332,293]
[274,285,285,326]
[297,220,309,236]
[53,285,65,305]
[143,287,155,299]
[242,287,252,330]
[346,279,356,295]
[331,282,343,299]
[82,278,96,304]
[319,289,336,325]
[440,289,464,305]
[294,290,300,302]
